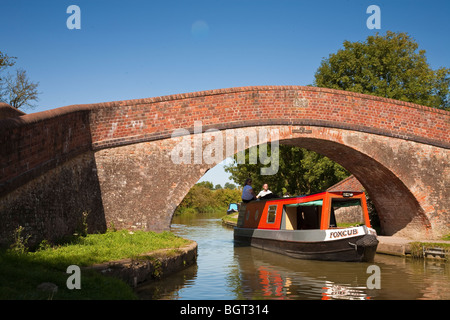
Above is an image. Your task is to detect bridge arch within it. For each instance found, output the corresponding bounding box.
[0,86,448,244]
[127,124,434,238]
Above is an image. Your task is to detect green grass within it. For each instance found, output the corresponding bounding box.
[221,213,238,225]
[336,222,364,228]
[0,230,191,299]
[409,240,450,260]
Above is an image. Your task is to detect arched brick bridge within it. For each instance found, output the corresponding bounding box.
[0,86,449,245]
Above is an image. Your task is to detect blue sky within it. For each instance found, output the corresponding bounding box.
[1,0,449,186]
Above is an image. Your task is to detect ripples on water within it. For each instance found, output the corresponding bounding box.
[136,214,450,300]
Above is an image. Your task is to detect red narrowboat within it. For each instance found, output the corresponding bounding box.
[234,191,378,262]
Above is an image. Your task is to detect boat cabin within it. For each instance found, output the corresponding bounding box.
[237,191,372,231]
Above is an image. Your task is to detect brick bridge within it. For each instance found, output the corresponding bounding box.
[0,86,449,245]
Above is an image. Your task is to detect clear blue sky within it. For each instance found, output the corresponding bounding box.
[2,0,449,186]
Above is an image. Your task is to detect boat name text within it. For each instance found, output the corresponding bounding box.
[328,228,359,239]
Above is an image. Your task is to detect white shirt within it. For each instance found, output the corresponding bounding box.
[257,190,272,198]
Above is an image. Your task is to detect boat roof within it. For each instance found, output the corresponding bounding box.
[255,190,365,205]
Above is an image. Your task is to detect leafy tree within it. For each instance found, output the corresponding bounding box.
[195,181,214,190]
[0,50,40,110]
[314,31,450,110]
[213,188,242,207]
[224,182,236,190]
[175,182,241,214]
[224,145,349,197]
[177,184,215,212]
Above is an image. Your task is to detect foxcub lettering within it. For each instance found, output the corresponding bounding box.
[329,229,358,239]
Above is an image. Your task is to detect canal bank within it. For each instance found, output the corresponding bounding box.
[0,229,197,299]
[86,240,198,288]
[377,236,450,259]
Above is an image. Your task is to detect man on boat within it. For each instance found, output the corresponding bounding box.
[256,183,273,200]
[241,178,257,203]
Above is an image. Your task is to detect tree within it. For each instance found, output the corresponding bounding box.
[175,182,241,214]
[314,31,450,110]
[196,181,214,190]
[3,69,40,109]
[0,51,16,74]
[0,50,40,110]
[224,182,236,190]
[224,145,349,197]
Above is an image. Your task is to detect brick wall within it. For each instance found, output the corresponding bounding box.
[0,103,26,120]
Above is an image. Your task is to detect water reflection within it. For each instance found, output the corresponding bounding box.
[135,213,450,300]
[231,244,373,300]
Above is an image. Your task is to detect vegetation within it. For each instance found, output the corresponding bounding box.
[0,50,40,110]
[314,31,450,110]
[409,241,450,260]
[0,228,190,299]
[224,145,350,197]
[221,213,239,226]
[175,182,242,215]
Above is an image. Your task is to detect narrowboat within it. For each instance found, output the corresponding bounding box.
[234,191,378,262]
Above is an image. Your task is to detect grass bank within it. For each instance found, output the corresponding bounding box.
[221,213,238,226]
[0,229,191,299]
[408,240,450,260]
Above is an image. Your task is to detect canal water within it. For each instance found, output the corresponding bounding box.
[136,212,450,300]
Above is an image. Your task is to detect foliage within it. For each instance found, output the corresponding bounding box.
[224,144,349,197]
[221,213,238,225]
[30,230,190,267]
[314,31,450,110]
[9,226,31,255]
[175,183,242,214]
[409,241,450,260]
[196,181,214,190]
[224,182,237,190]
[0,51,16,74]
[0,50,40,110]
[0,230,191,299]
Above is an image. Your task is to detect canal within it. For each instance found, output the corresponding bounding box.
[136,212,450,300]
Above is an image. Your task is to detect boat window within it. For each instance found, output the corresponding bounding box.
[298,206,322,230]
[330,198,364,228]
[267,205,277,223]
[284,200,323,230]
